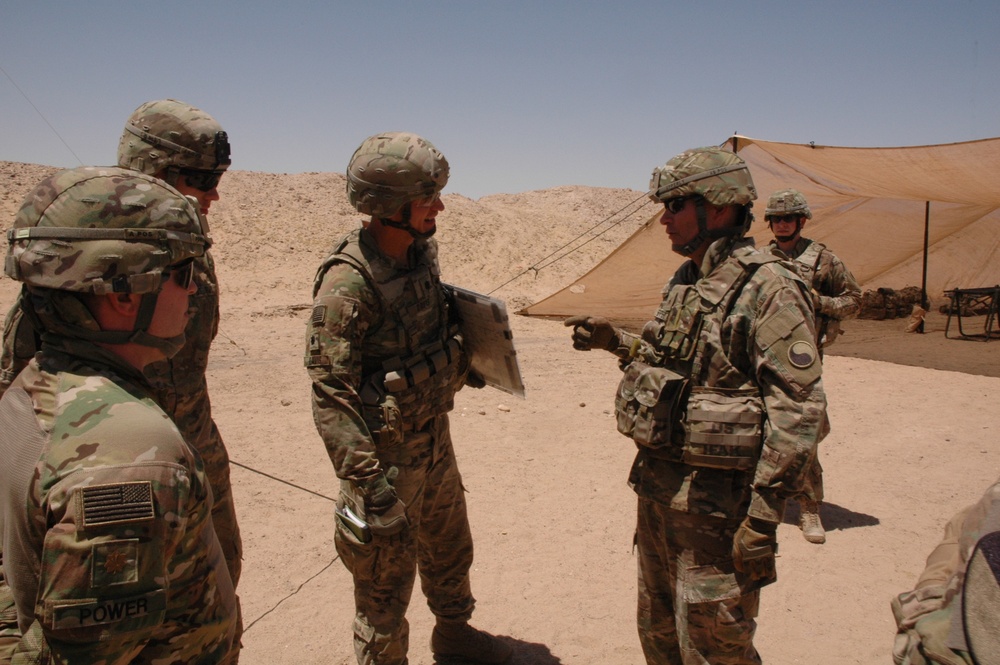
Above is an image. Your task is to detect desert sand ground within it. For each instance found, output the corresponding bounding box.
[1,161,998,664]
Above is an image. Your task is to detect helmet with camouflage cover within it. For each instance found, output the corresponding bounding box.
[648,147,757,255]
[765,188,812,220]
[117,99,231,178]
[649,146,756,207]
[6,166,209,356]
[346,132,449,219]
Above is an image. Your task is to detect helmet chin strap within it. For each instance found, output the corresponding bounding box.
[32,291,186,358]
[379,204,437,239]
[126,292,187,357]
[675,199,749,256]
[771,218,802,244]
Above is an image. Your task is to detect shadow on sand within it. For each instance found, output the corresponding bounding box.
[782,500,879,532]
[434,635,563,664]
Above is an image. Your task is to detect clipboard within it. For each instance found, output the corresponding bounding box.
[446,284,526,398]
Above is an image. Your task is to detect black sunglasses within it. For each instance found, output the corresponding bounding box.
[768,215,802,224]
[163,260,196,290]
[179,168,225,193]
[663,196,690,214]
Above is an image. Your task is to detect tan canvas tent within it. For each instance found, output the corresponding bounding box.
[521,135,1000,328]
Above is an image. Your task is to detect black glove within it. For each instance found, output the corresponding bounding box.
[732,517,777,581]
[465,368,486,389]
[564,315,618,351]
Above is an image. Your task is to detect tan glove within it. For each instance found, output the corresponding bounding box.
[564,315,618,351]
[732,517,777,581]
[364,467,409,537]
[367,498,408,537]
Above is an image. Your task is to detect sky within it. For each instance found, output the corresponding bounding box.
[2,1,999,200]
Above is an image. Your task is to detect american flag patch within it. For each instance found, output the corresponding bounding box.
[80,482,155,527]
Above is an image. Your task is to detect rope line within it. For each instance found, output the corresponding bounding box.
[230,460,337,502]
[486,191,653,295]
[0,63,84,166]
[242,556,340,633]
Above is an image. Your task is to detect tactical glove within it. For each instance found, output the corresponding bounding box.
[732,517,777,581]
[811,289,824,314]
[564,315,618,351]
[363,467,409,537]
[367,498,408,537]
[465,368,487,389]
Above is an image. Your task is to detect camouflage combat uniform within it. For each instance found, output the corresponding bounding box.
[764,237,860,508]
[142,248,244,614]
[891,477,1000,665]
[306,227,474,665]
[612,237,828,664]
[0,333,236,664]
[0,220,242,665]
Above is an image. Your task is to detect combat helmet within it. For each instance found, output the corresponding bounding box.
[346,132,449,227]
[648,147,757,255]
[117,99,231,186]
[765,188,812,220]
[6,166,209,356]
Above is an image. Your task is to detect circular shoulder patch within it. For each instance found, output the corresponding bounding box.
[788,340,817,369]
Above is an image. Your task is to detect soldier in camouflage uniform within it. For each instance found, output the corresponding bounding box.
[305,132,510,665]
[116,100,243,661]
[0,167,235,664]
[892,477,1000,664]
[566,148,828,664]
[762,188,861,545]
[0,100,243,662]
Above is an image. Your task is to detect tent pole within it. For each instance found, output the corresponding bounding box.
[731,135,739,152]
[919,201,930,333]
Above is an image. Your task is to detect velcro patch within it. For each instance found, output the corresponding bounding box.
[92,539,139,587]
[787,340,817,369]
[80,482,154,528]
[49,590,166,630]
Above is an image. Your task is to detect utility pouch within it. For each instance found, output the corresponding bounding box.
[615,362,689,449]
[681,387,764,470]
[359,383,404,447]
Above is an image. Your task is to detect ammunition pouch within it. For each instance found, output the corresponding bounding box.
[681,387,764,470]
[360,336,466,444]
[615,362,689,449]
[646,284,703,362]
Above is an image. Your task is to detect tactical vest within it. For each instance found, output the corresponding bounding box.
[313,230,466,440]
[787,240,826,285]
[786,240,840,348]
[616,251,779,471]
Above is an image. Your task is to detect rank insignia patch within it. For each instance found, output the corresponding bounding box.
[93,539,139,586]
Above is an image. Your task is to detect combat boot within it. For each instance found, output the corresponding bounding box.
[800,500,826,544]
[430,620,512,664]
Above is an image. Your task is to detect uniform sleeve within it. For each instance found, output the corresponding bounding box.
[0,295,35,400]
[815,252,862,321]
[746,272,829,523]
[15,433,234,663]
[305,262,385,490]
[0,549,18,661]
